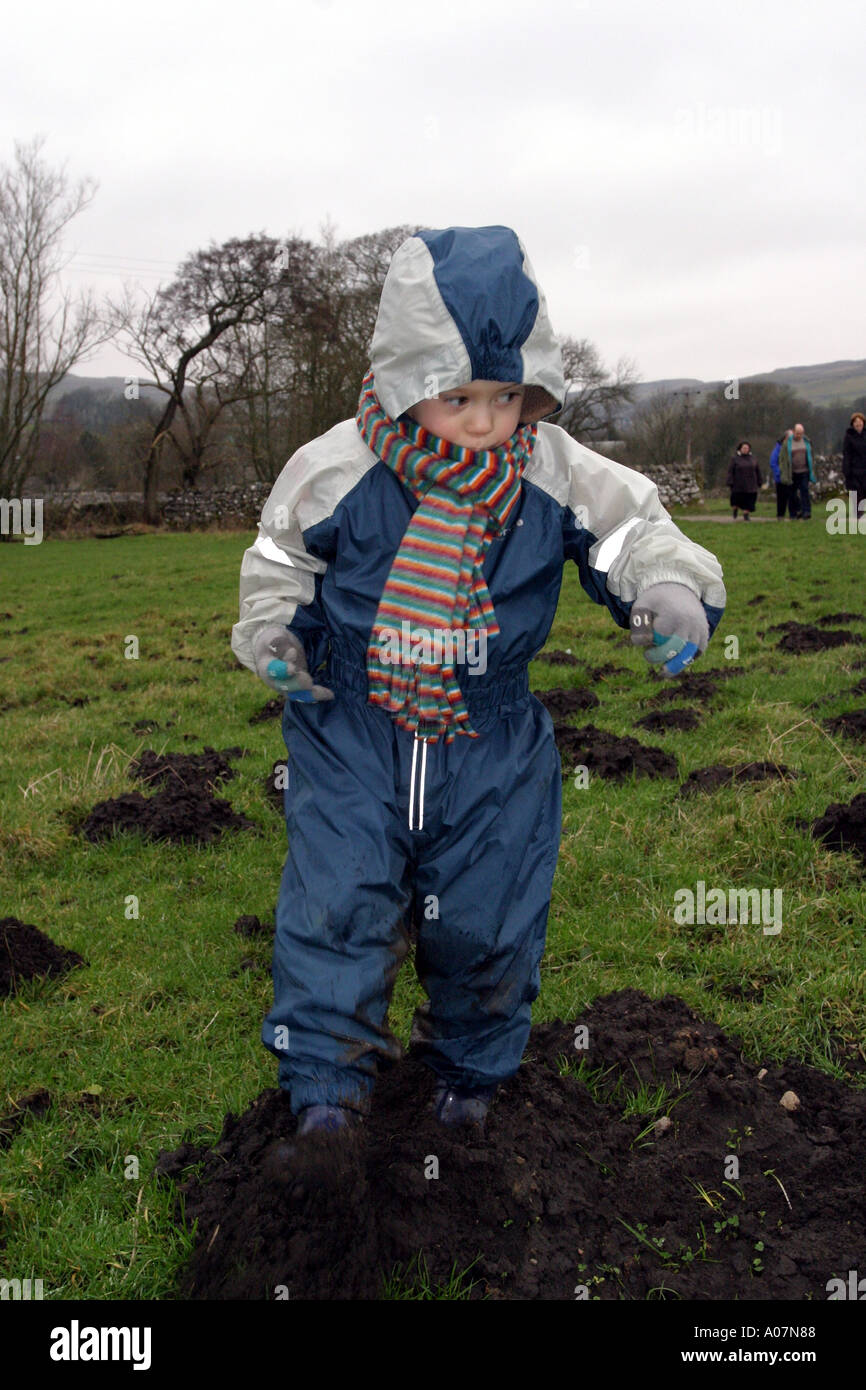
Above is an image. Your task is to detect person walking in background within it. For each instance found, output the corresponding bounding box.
[779,422,815,519]
[842,410,866,520]
[727,440,762,520]
[770,429,800,519]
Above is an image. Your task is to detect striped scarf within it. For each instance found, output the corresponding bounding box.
[356,368,537,743]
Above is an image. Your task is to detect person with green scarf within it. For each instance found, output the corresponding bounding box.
[778,422,816,519]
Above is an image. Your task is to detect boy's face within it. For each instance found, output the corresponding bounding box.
[407,380,525,450]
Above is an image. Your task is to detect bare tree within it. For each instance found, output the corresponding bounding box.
[108,233,282,521]
[0,136,107,506]
[221,223,419,481]
[555,337,640,441]
[621,389,688,473]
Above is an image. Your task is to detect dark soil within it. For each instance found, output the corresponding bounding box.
[811,793,866,863]
[249,697,285,724]
[0,917,86,996]
[156,989,866,1301]
[234,915,274,938]
[553,724,677,780]
[77,746,256,846]
[635,708,701,733]
[232,957,273,978]
[767,622,861,654]
[647,668,743,706]
[824,709,866,740]
[816,612,866,626]
[805,677,866,710]
[0,1089,51,1149]
[584,663,630,681]
[130,746,246,791]
[532,687,600,718]
[538,649,580,666]
[679,762,800,797]
[746,594,767,606]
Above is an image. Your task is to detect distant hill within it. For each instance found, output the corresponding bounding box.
[46,374,164,406]
[627,359,866,413]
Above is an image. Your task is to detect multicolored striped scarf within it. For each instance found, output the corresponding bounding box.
[356,368,537,743]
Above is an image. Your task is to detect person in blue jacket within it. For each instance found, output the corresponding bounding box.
[231,226,727,1139]
[770,430,800,519]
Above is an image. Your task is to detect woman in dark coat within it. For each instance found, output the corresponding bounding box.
[727,441,762,520]
[843,411,866,519]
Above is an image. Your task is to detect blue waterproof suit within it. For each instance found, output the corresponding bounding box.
[231,226,727,1115]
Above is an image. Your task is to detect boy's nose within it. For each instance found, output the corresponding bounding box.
[465,404,495,437]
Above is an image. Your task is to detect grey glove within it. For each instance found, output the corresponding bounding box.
[252,625,334,701]
[629,582,709,677]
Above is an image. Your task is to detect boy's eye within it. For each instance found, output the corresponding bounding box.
[439,390,523,407]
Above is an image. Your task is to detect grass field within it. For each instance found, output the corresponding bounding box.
[0,510,864,1300]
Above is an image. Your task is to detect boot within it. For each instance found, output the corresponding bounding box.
[296,1104,362,1136]
[433,1080,497,1128]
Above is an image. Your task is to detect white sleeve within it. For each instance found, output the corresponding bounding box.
[230,448,330,674]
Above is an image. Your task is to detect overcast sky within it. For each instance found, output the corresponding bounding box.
[4,0,863,387]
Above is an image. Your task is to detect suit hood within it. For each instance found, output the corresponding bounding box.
[369,225,565,425]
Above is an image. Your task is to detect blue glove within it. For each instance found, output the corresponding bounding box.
[252,625,334,701]
[629,583,709,678]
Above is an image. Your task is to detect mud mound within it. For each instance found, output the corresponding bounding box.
[553,724,677,780]
[532,687,599,718]
[679,762,799,796]
[811,793,866,863]
[129,717,164,734]
[79,746,254,846]
[636,708,700,733]
[0,1089,51,1149]
[825,709,866,740]
[131,746,246,791]
[157,990,866,1301]
[0,917,85,995]
[233,915,274,938]
[768,622,860,653]
[746,594,767,606]
[537,649,580,666]
[817,612,866,626]
[249,698,285,724]
[647,668,742,706]
[584,663,629,681]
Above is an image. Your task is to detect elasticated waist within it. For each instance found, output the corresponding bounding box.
[325,649,530,714]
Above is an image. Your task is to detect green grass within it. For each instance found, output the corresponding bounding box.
[0,515,864,1299]
[380,1252,483,1300]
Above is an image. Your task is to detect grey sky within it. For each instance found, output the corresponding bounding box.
[4,0,863,386]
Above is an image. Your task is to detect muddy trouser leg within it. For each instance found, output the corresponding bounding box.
[409,697,562,1091]
[263,695,414,1116]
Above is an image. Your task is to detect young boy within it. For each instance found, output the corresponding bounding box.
[231,225,726,1138]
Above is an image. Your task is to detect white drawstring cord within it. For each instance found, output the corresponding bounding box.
[418,736,428,830]
[409,732,429,829]
[409,734,419,829]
